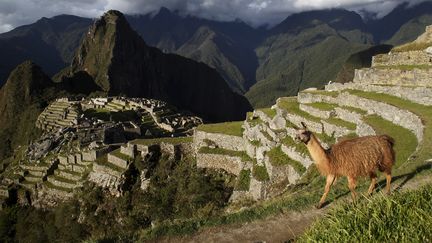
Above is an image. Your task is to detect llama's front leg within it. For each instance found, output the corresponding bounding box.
[317,174,335,209]
[347,176,357,203]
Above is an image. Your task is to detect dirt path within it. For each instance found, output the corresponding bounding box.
[156,169,432,243]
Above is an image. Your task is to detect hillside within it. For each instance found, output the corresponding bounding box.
[0,25,432,242]
[63,10,252,122]
[0,61,58,159]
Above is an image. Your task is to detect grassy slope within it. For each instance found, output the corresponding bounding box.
[197,121,244,137]
[300,184,432,242]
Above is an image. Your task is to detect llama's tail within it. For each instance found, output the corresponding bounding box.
[380,135,395,147]
[380,135,396,165]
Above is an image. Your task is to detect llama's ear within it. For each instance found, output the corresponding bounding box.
[301,122,307,130]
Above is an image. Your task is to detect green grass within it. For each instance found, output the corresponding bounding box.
[299,184,432,242]
[83,109,139,122]
[197,121,244,137]
[375,64,432,71]
[307,102,337,111]
[300,90,339,97]
[246,112,264,128]
[198,147,253,162]
[392,42,432,52]
[259,108,277,118]
[266,146,306,174]
[277,98,356,130]
[252,165,270,181]
[132,136,193,146]
[236,170,251,191]
[347,90,429,170]
[340,105,368,115]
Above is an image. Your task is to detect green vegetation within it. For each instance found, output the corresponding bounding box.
[260,108,277,118]
[277,98,356,130]
[132,136,193,145]
[199,147,252,162]
[236,170,251,191]
[252,165,270,181]
[307,102,337,111]
[392,42,432,52]
[267,146,306,174]
[375,64,432,71]
[197,121,244,137]
[299,184,432,242]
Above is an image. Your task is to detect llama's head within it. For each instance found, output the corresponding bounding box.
[295,122,312,144]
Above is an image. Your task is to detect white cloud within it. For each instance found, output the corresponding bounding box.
[0,0,430,33]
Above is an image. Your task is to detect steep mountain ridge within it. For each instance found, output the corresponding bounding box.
[64,10,252,122]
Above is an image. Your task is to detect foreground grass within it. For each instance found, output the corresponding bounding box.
[299,184,432,242]
[392,42,432,52]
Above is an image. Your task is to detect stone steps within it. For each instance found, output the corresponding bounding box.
[54,169,83,181]
[24,174,44,183]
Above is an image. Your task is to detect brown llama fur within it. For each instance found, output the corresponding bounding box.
[295,122,395,208]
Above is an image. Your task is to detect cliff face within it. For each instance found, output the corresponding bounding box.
[68,10,252,122]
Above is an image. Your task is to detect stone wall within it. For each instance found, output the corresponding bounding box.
[326,82,432,106]
[107,154,128,169]
[196,153,249,176]
[353,68,432,87]
[372,51,432,67]
[194,131,245,152]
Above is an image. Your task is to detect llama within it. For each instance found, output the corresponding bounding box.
[295,122,395,208]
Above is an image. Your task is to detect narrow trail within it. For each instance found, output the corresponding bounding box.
[156,168,432,243]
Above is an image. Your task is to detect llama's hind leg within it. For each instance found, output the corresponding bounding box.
[367,172,377,195]
[317,174,335,209]
[347,176,357,203]
[385,172,392,194]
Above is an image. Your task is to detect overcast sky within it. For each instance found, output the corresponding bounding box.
[0,0,430,33]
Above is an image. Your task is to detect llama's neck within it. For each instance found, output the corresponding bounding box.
[305,134,331,174]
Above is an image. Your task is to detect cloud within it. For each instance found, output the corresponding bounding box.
[0,0,430,33]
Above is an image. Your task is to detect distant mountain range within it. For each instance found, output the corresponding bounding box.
[1,1,432,107]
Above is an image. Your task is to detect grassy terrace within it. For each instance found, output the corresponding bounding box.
[392,42,432,52]
[197,121,244,137]
[267,146,306,174]
[375,64,432,71]
[259,108,277,118]
[300,90,339,97]
[132,136,193,145]
[347,90,431,171]
[198,147,252,162]
[246,112,263,128]
[277,98,357,130]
